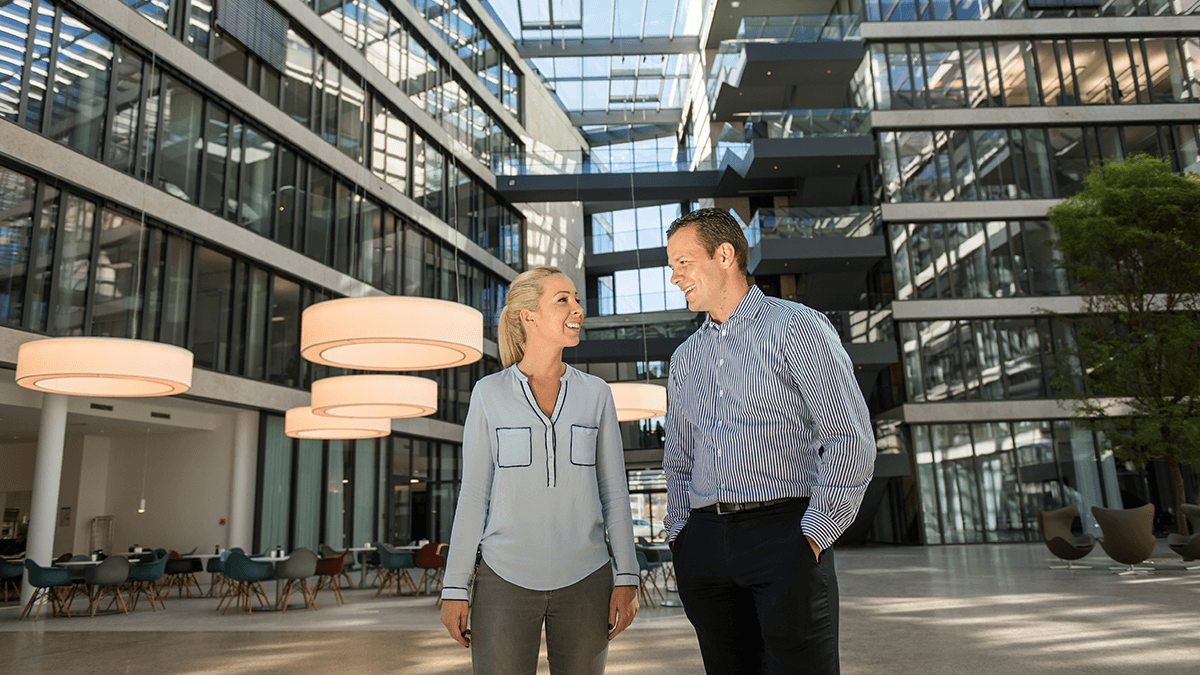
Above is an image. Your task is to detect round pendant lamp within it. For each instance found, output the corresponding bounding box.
[16,337,193,397]
[610,382,667,422]
[301,297,483,371]
[310,375,438,419]
[285,406,391,439]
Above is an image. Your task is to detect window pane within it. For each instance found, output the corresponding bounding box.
[259,415,292,552]
[0,167,36,326]
[268,276,301,386]
[193,247,233,370]
[294,439,323,551]
[158,76,204,203]
[0,0,30,121]
[91,209,145,338]
[49,13,111,158]
[240,125,276,236]
[284,30,314,127]
[51,195,95,335]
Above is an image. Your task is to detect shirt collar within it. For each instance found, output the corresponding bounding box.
[509,363,573,382]
[702,285,765,331]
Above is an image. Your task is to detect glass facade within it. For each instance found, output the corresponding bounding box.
[869,38,1200,110]
[880,123,1200,202]
[863,0,1199,21]
[912,420,1123,545]
[0,160,504,419]
[889,220,1067,299]
[257,413,466,550]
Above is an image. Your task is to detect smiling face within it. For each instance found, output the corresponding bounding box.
[522,275,584,349]
[667,225,731,317]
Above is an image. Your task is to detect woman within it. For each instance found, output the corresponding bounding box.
[440,266,639,674]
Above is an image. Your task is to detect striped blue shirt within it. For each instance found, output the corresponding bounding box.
[664,286,876,551]
[441,365,639,602]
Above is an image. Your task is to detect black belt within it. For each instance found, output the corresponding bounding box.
[695,497,804,516]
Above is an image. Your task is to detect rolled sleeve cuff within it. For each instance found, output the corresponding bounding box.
[441,586,470,602]
[666,521,686,543]
[800,508,842,552]
[615,572,639,586]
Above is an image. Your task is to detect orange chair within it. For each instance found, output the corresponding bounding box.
[313,554,347,606]
[414,543,446,602]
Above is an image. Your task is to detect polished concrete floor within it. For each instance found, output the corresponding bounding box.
[3,542,1199,674]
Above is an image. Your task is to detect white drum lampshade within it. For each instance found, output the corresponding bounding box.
[15,337,193,397]
[610,382,667,422]
[311,375,438,419]
[300,297,483,371]
[285,406,391,439]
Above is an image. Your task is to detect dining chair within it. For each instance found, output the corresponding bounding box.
[634,550,661,608]
[63,555,92,607]
[218,550,274,615]
[127,551,170,611]
[274,548,319,612]
[320,544,356,589]
[163,551,204,598]
[0,559,23,602]
[84,556,132,618]
[1168,503,1200,570]
[414,543,446,600]
[313,553,347,606]
[20,559,73,620]
[374,543,418,598]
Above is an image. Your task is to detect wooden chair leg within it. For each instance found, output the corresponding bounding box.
[20,588,41,620]
[301,579,316,610]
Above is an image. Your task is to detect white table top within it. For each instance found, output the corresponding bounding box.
[251,555,291,563]
[56,560,102,567]
[183,553,221,559]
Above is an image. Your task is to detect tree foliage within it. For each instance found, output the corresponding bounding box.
[1047,155,1200,534]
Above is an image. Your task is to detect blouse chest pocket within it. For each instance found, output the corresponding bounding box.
[496,427,533,468]
[570,425,598,466]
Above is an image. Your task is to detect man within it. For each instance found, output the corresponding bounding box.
[663,208,876,675]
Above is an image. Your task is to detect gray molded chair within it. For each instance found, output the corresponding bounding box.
[63,555,92,606]
[1092,504,1157,575]
[1168,503,1200,570]
[1,559,22,602]
[84,555,132,617]
[20,559,73,620]
[127,550,169,611]
[635,549,663,608]
[374,543,418,598]
[1037,507,1096,569]
[274,548,319,612]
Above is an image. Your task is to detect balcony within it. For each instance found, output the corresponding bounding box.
[707,16,864,120]
[746,207,888,310]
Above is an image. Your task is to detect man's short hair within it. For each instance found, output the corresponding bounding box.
[666,208,749,275]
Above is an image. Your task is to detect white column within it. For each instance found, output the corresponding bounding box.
[227,410,258,551]
[21,393,69,608]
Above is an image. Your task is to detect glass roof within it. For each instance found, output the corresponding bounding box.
[486,0,707,41]
[484,0,710,119]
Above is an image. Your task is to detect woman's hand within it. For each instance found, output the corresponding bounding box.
[440,599,471,647]
[607,585,639,640]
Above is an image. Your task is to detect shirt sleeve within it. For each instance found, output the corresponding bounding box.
[663,351,694,542]
[441,386,494,603]
[784,311,877,551]
[595,386,639,587]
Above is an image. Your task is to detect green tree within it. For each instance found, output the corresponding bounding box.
[1047,154,1200,536]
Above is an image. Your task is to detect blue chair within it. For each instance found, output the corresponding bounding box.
[206,556,226,597]
[2,559,25,602]
[127,551,169,611]
[163,551,203,598]
[218,550,274,615]
[20,559,73,620]
[635,549,664,608]
[374,543,418,598]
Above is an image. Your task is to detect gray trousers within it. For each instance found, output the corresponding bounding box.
[470,559,612,675]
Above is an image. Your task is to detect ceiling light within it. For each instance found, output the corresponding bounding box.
[285,406,390,439]
[16,337,193,397]
[301,297,483,371]
[610,382,667,422]
[311,375,438,419]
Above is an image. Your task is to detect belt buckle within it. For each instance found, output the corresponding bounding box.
[716,502,730,515]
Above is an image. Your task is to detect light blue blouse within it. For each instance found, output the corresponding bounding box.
[441,364,639,601]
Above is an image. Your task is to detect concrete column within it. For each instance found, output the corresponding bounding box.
[227,410,259,551]
[21,393,69,608]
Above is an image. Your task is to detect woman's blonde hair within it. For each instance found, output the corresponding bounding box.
[498,266,568,368]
